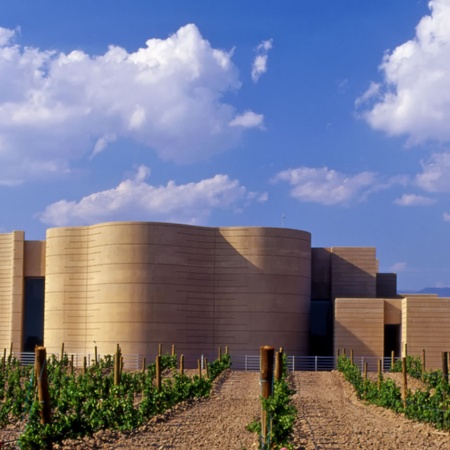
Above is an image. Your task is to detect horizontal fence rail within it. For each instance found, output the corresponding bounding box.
[10,352,401,372]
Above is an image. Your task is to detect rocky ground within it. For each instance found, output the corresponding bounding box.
[2,370,450,449]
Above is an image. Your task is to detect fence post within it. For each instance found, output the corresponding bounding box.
[443,352,448,427]
[179,354,184,376]
[156,355,161,390]
[363,362,368,399]
[274,351,283,381]
[260,346,275,449]
[402,357,408,410]
[443,352,449,385]
[422,349,426,382]
[377,360,382,391]
[35,346,51,423]
[114,345,121,386]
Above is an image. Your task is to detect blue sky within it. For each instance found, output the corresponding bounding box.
[1,0,450,291]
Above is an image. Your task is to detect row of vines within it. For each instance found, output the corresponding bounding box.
[338,354,450,429]
[247,349,296,450]
[0,350,231,449]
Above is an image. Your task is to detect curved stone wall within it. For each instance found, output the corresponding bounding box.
[44,222,311,363]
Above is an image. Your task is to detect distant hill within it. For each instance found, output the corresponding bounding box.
[400,287,450,297]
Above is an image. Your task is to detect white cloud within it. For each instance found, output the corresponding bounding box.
[229,110,264,128]
[0,27,16,46]
[394,193,436,206]
[357,0,450,144]
[251,39,273,83]
[272,166,379,205]
[0,24,264,184]
[443,212,450,221]
[415,152,450,192]
[390,262,407,272]
[39,165,266,226]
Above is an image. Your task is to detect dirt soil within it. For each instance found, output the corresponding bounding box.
[292,371,450,449]
[3,370,450,449]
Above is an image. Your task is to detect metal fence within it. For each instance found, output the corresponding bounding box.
[229,355,400,372]
[10,352,400,373]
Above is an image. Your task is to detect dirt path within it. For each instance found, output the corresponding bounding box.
[112,371,260,450]
[291,371,450,449]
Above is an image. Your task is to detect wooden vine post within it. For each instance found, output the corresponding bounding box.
[205,358,210,378]
[260,346,274,449]
[35,346,52,448]
[158,343,162,356]
[60,343,65,363]
[94,346,98,366]
[218,346,222,361]
[171,344,175,356]
[156,355,161,391]
[363,362,368,399]
[391,350,395,370]
[443,352,448,425]
[114,344,121,386]
[179,354,184,376]
[402,357,408,410]
[442,352,449,385]
[142,357,146,374]
[350,349,354,366]
[274,351,283,381]
[197,359,202,378]
[377,360,382,391]
[422,349,426,382]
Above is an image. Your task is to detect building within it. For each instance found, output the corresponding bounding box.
[0,222,448,368]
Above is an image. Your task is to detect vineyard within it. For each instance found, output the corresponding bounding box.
[0,347,230,449]
[338,353,450,429]
[3,348,450,449]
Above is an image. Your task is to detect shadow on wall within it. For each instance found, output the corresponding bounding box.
[44,223,312,366]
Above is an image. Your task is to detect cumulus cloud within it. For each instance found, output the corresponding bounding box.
[0,24,263,184]
[39,165,267,226]
[229,110,264,128]
[271,166,379,205]
[357,0,450,144]
[443,212,450,221]
[251,39,273,83]
[394,193,436,206]
[415,152,450,192]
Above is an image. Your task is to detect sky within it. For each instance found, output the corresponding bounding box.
[1,0,450,291]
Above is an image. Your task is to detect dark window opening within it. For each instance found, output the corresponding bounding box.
[384,324,401,359]
[309,300,333,356]
[22,277,45,352]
